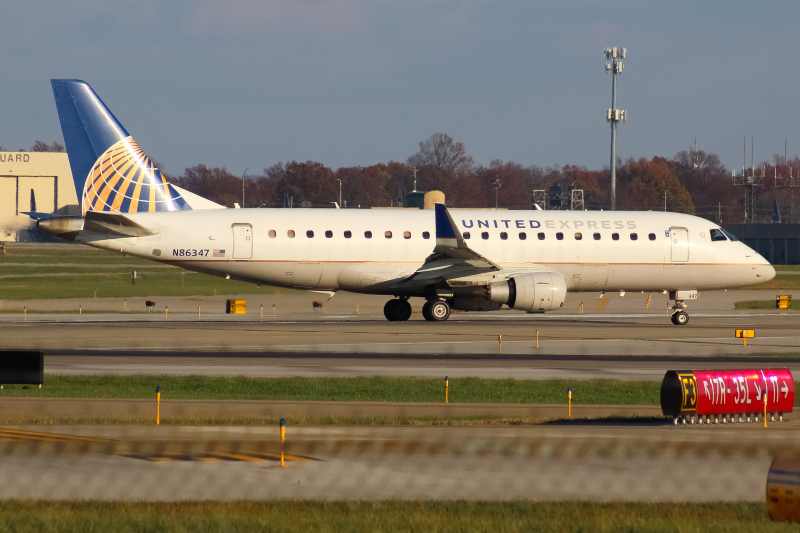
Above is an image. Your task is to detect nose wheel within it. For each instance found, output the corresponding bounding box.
[670,310,689,325]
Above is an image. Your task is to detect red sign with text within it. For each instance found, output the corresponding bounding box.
[691,369,794,415]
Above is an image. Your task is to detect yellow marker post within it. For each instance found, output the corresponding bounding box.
[568,387,572,418]
[445,376,449,404]
[535,330,539,349]
[273,304,276,318]
[764,390,768,428]
[498,334,502,353]
[280,418,286,467]
[165,306,168,320]
[646,292,652,309]
[260,304,263,319]
[156,386,161,425]
[735,329,755,346]
[79,305,82,315]
[198,306,201,319]
[23,306,26,321]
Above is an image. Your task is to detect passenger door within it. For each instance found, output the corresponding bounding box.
[232,223,253,259]
[670,227,689,263]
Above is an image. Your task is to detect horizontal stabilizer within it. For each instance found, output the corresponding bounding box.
[84,211,158,237]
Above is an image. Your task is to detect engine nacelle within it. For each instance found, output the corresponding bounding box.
[488,272,567,312]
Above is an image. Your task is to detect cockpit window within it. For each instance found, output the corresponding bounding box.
[721,228,739,242]
[710,228,728,242]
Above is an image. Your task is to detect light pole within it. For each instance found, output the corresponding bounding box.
[492,178,503,209]
[604,47,626,211]
[337,179,342,207]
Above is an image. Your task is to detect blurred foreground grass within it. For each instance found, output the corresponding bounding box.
[0,501,793,533]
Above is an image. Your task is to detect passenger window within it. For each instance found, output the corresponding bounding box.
[268,230,276,238]
[519,232,527,240]
[538,232,545,240]
[325,230,333,238]
[422,231,430,239]
[612,233,619,241]
[287,230,295,238]
[403,231,411,239]
[556,232,564,240]
[500,232,508,240]
[593,233,601,240]
[463,232,471,239]
[385,231,392,239]
[630,233,638,241]
[574,232,582,240]
[649,233,656,241]
[306,230,314,238]
[481,232,489,240]
[365,231,372,238]
[344,231,352,238]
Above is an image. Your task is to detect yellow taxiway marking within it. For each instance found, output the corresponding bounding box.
[0,428,111,443]
[121,452,315,462]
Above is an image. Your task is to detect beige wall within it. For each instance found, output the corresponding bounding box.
[0,152,79,242]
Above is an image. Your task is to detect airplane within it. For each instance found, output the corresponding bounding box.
[36,79,775,325]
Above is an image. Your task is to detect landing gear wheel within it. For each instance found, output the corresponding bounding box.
[671,311,689,326]
[423,299,450,322]
[383,299,412,322]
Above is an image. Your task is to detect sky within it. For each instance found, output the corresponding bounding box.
[3,1,800,177]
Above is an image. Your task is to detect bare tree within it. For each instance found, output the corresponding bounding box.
[407,133,473,175]
[31,140,65,152]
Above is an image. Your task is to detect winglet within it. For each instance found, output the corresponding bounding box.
[434,203,465,248]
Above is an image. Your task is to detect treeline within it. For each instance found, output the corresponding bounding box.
[26,135,800,224]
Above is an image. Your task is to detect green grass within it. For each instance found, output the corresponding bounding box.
[735,300,795,310]
[0,501,793,532]
[0,375,663,405]
[0,243,287,299]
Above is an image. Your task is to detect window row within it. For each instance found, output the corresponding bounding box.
[267,230,431,240]
[462,231,658,242]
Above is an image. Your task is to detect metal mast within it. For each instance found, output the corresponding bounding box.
[604,47,626,210]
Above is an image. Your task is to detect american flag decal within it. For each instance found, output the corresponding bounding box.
[213,249,225,257]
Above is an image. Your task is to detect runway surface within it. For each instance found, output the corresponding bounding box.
[0,292,796,379]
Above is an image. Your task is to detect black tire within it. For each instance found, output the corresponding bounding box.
[428,300,451,322]
[384,299,412,322]
[672,311,689,326]
[383,299,399,321]
[422,300,434,321]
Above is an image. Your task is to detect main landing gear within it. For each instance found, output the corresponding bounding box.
[422,299,450,322]
[383,298,452,322]
[383,298,412,321]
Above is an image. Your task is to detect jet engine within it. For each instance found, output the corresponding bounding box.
[487,272,567,312]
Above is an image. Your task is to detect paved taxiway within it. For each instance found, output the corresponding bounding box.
[1,289,797,380]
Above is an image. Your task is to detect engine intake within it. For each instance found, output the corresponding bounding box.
[488,272,567,312]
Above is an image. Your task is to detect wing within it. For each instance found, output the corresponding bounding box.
[393,204,500,289]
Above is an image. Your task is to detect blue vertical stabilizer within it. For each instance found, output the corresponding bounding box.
[51,79,190,214]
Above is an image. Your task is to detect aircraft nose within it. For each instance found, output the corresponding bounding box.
[760,263,776,282]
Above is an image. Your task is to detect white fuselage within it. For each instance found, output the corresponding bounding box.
[74,208,775,294]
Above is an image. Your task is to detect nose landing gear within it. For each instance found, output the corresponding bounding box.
[668,290,697,326]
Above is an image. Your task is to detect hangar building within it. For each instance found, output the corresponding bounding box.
[0,152,78,242]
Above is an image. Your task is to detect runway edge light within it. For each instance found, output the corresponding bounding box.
[280,418,286,467]
[156,386,161,426]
